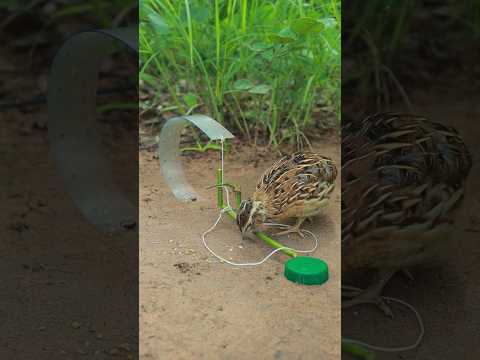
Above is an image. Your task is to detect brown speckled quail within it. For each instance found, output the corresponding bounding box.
[236,152,337,237]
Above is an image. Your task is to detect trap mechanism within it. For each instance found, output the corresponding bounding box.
[158,114,329,286]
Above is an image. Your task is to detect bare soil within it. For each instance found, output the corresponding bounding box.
[1,12,138,357]
[2,110,138,359]
[139,138,341,360]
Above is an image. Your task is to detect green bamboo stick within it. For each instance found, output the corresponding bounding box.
[254,231,297,258]
[235,190,242,209]
[216,168,223,208]
[224,207,237,220]
[342,340,376,360]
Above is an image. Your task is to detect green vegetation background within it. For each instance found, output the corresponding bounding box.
[140,0,341,148]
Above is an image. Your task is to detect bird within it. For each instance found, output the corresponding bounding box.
[236,152,337,237]
[341,113,471,315]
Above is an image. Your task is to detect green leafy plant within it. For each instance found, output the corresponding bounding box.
[140,0,341,148]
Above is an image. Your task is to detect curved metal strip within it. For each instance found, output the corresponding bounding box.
[158,115,234,202]
[47,27,137,232]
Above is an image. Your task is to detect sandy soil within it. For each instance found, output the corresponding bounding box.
[342,80,480,359]
[2,12,139,359]
[139,138,341,360]
[2,110,138,359]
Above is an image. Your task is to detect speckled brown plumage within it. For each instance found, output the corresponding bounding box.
[342,112,471,272]
[236,152,337,236]
[341,112,471,314]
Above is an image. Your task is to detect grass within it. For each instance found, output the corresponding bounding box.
[140,0,341,148]
[343,1,480,113]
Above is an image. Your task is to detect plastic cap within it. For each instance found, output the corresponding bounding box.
[284,256,329,285]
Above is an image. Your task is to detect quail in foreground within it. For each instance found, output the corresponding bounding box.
[236,152,337,237]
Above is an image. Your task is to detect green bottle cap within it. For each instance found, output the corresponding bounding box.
[284,256,329,285]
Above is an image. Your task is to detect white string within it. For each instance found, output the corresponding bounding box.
[201,138,318,266]
[342,284,425,353]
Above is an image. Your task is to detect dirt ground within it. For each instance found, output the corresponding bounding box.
[139,138,341,360]
[342,78,480,359]
[1,17,138,357]
[2,110,138,359]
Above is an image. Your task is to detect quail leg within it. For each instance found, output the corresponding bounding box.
[342,269,396,317]
[275,217,306,238]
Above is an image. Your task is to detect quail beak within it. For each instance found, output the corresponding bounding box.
[241,226,248,239]
[241,221,253,239]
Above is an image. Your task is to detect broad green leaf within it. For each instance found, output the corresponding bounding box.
[249,42,272,52]
[148,12,169,35]
[233,79,254,90]
[184,93,198,108]
[190,4,210,23]
[139,1,152,21]
[269,28,296,44]
[319,17,337,29]
[260,49,274,61]
[249,84,271,94]
[291,18,324,35]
